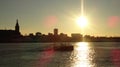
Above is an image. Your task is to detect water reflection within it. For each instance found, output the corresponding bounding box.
[72,42,95,67]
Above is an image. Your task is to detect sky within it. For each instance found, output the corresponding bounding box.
[0,0,120,36]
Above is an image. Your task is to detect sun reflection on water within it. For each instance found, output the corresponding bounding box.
[72,42,95,67]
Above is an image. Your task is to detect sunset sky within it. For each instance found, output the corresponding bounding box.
[0,0,120,36]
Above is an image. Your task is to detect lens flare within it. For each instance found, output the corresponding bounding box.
[108,16,119,28]
[44,16,58,28]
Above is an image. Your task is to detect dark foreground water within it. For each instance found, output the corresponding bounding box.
[0,42,120,67]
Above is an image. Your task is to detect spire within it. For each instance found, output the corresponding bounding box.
[16,19,18,23]
[15,19,20,32]
[16,19,19,26]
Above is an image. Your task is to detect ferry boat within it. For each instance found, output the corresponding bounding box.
[53,43,74,51]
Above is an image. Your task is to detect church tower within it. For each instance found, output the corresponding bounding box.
[15,19,20,33]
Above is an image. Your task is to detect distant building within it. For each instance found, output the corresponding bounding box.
[15,19,20,33]
[71,33,82,38]
[71,33,82,41]
[48,33,53,36]
[54,28,58,35]
[60,33,68,37]
[0,19,21,39]
[29,33,34,37]
[35,32,42,36]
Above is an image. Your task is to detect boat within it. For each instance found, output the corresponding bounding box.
[53,43,74,51]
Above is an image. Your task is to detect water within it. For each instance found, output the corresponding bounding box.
[0,42,120,67]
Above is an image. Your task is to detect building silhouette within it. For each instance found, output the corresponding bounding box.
[0,19,21,42]
[15,19,20,33]
[54,28,58,35]
[0,19,120,42]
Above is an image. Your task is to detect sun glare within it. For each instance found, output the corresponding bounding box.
[75,42,89,51]
[76,16,88,28]
[73,42,94,67]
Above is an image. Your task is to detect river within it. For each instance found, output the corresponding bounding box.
[0,42,120,67]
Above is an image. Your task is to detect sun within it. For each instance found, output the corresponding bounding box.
[76,16,88,28]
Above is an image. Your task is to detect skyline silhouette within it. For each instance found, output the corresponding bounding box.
[0,19,120,37]
[0,19,120,43]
